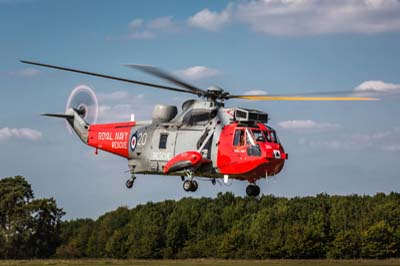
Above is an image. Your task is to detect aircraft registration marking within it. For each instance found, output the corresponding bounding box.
[152,151,172,161]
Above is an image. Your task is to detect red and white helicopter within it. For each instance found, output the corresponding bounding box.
[21,60,376,196]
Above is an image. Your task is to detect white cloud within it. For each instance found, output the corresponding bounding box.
[147,16,178,32]
[188,8,230,31]
[278,120,340,130]
[97,91,131,101]
[8,68,40,77]
[97,91,152,122]
[196,0,400,36]
[98,104,138,121]
[354,80,400,93]
[299,128,400,152]
[237,0,400,35]
[128,18,143,30]
[0,127,42,141]
[176,66,220,80]
[128,30,154,40]
[127,16,179,40]
[383,145,400,152]
[244,90,267,95]
[126,1,400,38]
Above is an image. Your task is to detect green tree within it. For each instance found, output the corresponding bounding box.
[0,176,64,259]
[57,218,95,258]
[328,230,360,259]
[361,220,397,258]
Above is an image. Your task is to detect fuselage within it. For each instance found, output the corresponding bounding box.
[84,99,287,182]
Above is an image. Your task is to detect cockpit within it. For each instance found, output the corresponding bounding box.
[231,124,281,157]
[217,121,287,176]
[233,126,280,146]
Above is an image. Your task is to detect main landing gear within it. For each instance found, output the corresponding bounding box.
[246,183,260,197]
[183,179,198,192]
[182,170,198,192]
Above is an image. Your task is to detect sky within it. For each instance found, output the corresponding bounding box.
[1,0,400,219]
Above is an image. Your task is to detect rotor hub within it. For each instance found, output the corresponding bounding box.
[206,85,225,98]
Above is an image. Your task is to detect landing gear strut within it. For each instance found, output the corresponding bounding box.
[246,183,260,197]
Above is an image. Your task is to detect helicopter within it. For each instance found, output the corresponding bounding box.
[21,60,376,197]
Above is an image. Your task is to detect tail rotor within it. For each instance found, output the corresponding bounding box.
[65,85,98,133]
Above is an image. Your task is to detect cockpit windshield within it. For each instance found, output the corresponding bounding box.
[249,128,280,144]
[245,128,256,145]
[251,129,265,142]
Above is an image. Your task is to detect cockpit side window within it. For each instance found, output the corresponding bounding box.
[272,130,280,143]
[233,129,245,146]
[263,131,272,142]
[264,130,279,143]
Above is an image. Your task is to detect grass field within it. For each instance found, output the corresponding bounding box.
[1,260,400,266]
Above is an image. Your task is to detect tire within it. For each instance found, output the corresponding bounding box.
[126,179,134,189]
[190,180,198,192]
[183,180,192,192]
[246,185,254,196]
[246,184,260,197]
[254,185,260,197]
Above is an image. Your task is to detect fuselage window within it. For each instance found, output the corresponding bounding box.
[159,133,168,149]
[233,129,245,146]
[264,130,279,143]
[263,131,271,142]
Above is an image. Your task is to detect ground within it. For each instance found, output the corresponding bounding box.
[1,260,400,266]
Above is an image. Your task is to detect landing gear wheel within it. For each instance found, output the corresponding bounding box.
[246,184,260,197]
[183,180,198,192]
[126,178,134,189]
[190,180,198,192]
[183,180,192,192]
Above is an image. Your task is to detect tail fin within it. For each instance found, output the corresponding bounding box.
[42,108,89,143]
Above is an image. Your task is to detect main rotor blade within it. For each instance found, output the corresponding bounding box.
[125,64,207,96]
[264,89,395,97]
[20,60,196,95]
[228,95,379,101]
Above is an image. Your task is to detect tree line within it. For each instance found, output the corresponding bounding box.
[1,176,400,259]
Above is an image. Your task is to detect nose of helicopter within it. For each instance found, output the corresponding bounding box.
[264,143,288,160]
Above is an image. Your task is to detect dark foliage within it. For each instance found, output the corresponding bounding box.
[2,176,400,259]
[0,176,65,259]
[57,191,400,259]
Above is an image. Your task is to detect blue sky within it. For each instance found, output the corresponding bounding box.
[1,0,400,219]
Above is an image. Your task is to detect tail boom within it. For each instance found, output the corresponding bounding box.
[87,121,136,158]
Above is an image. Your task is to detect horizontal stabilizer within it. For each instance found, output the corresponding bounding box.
[41,113,74,119]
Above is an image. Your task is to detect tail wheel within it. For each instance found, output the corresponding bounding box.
[126,179,134,189]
